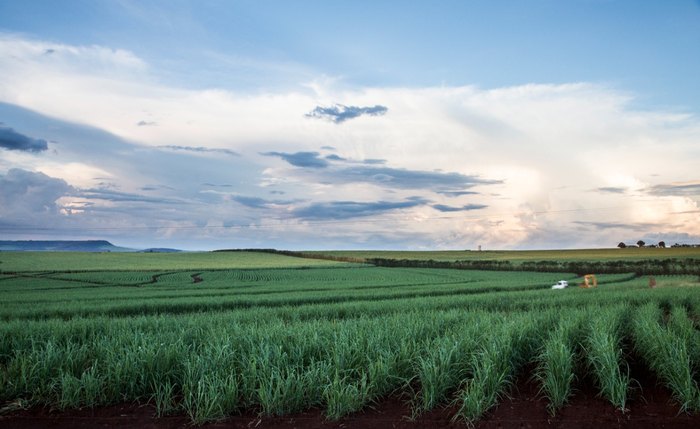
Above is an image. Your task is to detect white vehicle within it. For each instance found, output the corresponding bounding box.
[551,280,569,290]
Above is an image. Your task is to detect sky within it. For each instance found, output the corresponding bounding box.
[0,0,699,250]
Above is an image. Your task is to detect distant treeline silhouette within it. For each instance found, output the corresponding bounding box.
[364,258,700,276]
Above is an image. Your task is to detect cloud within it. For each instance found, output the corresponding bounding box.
[262,151,329,168]
[327,165,501,191]
[597,187,627,194]
[437,190,479,197]
[262,151,501,191]
[432,203,488,212]
[230,196,272,209]
[0,126,49,152]
[325,154,346,161]
[293,198,428,220]
[646,182,700,197]
[137,120,157,126]
[0,168,73,225]
[325,154,387,166]
[159,145,240,156]
[2,34,699,249]
[323,153,387,165]
[305,104,388,123]
[230,195,295,209]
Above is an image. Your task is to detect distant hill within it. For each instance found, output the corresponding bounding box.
[0,240,134,252]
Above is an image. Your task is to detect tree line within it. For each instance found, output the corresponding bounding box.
[364,257,700,276]
[618,241,700,249]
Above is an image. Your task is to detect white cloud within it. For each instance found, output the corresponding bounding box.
[1,34,699,249]
[36,162,114,188]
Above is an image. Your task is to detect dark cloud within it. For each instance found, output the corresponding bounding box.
[432,203,487,212]
[136,120,157,127]
[597,187,626,194]
[0,169,73,223]
[262,151,329,168]
[230,195,295,209]
[293,198,428,220]
[306,104,388,123]
[330,166,501,190]
[324,153,387,165]
[437,190,479,197]
[202,183,233,188]
[159,145,240,156]
[263,150,500,191]
[321,146,336,150]
[231,195,272,209]
[44,48,55,55]
[0,126,49,152]
[646,182,700,197]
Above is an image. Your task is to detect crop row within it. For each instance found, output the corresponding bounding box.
[2,301,699,423]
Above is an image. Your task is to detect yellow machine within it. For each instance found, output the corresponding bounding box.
[579,274,598,288]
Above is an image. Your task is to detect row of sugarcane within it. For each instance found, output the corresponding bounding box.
[1,298,699,424]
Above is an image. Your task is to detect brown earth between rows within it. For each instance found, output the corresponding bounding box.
[2,359,699,429]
